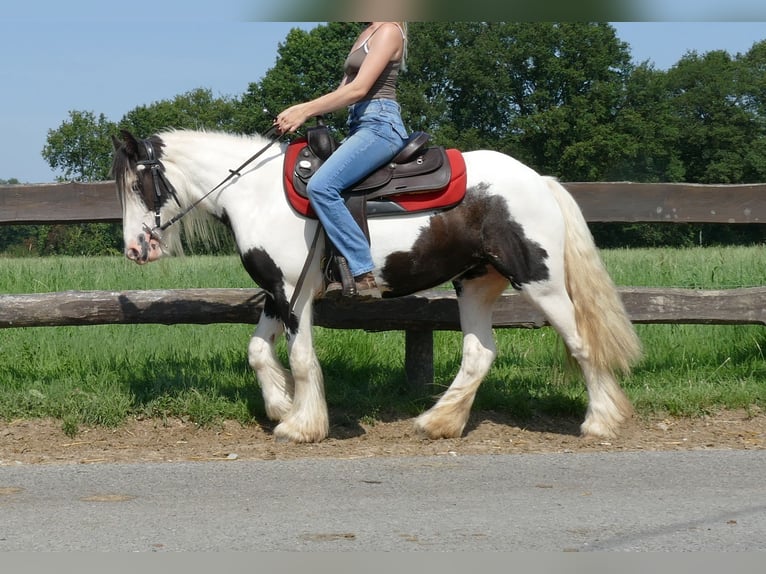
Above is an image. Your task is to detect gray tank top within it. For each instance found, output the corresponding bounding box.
[343,25,404,102]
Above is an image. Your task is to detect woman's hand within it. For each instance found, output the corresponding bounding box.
[275,104,310,134]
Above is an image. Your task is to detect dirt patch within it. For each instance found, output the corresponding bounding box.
[2,408,765,465]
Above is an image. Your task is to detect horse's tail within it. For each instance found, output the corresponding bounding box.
[544,177,642,375]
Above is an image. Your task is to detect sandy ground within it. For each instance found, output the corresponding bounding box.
[2,408,765,465]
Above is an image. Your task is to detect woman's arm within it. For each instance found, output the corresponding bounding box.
[275,23,403,134]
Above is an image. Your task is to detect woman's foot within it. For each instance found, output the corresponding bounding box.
[325,272,381,299]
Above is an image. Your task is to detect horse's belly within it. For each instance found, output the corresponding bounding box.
[368,212,433,261]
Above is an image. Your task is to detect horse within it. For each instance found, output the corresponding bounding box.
[111,128,642,444]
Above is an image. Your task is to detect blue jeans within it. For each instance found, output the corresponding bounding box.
[307,98,408,277]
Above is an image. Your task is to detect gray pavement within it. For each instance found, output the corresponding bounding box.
[1,450,765,551]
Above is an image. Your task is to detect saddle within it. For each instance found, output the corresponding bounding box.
[282,124,467,295]
[283,126,467,222]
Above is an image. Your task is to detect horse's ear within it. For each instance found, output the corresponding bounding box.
[119,129,140,157]
[111,134,122,151]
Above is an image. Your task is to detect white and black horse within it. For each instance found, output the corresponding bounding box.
[112,128,642,443]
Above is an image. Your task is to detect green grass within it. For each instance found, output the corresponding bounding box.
[0,247,764,435]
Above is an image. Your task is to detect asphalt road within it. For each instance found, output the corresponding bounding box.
[1,450,765,551]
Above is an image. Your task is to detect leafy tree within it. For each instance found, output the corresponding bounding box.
[35,90,241,256]
[732,39,766,183]
[42,110,116,182]
[26,23,766,254]
[503,23,635,180]
[666,50,759,185]
[119,88,239,137]
[610,63,684,182]
[396,23,636,181]
[37,111,123,255]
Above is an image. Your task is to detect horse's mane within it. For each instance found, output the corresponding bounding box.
[160,130,279,255]
[113,129,275,257]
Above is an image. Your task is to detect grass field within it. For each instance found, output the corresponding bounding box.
[0,247,764,436]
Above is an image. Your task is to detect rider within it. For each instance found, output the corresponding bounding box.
[274,22,409,298]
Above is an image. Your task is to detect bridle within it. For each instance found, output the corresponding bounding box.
[136,139,180,239]
[136,125,282,244]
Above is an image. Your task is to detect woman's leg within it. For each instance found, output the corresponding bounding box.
[307,100,407,278]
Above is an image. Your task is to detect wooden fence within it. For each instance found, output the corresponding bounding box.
[2,180,765,388]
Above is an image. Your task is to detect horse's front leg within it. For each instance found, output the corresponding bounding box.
[273,298,329,443]
[248,313,294,421]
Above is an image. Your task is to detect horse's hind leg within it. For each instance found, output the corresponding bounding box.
[522,281,633,439]
[248,314,294,421]
[415,271,508,439]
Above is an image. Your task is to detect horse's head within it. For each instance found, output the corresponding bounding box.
[111,130,179,264]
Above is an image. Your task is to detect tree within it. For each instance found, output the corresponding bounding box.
[28,22,766,255]
[610,63,684,182]
[665,50,760,184]
[43,110,116,182]
[37,90,242,256]
[119,88,239,137]
[397,23,636,180]
[38,111,122,255]
[502,23,635,180]
[734,40,766,183]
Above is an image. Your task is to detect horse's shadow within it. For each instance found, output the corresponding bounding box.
[119,350,586,441]
[316,353,587,440]
[324,409,583,441]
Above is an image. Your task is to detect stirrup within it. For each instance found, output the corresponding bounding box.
[334,256,357,297]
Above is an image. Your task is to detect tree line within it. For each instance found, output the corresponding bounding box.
[2,22,765,255]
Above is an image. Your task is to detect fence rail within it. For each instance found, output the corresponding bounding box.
[2,287,765,330]
[2,180,765,388]
[2,180,766,224]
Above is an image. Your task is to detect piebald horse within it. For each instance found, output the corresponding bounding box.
[111,128,642,443]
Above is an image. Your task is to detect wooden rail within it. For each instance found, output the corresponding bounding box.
[2,180,766,224]
[2,287,765,329]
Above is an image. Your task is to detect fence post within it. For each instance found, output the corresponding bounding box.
[405,329,434,392]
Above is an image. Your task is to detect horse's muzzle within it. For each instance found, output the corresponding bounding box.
[125,232,161,264]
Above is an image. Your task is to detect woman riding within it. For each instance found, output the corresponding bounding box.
[274,22,409,299]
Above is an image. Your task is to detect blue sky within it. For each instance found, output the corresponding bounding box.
[1,10,765,182]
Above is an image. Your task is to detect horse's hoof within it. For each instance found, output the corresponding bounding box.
[274,433,292,444]
[580,419,619,440]
[273,420,328,444]
[413,415,465,440]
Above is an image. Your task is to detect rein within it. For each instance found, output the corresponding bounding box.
[140,125,282,243]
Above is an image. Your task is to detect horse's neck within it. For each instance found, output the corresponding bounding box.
[166,135,302,254]
[167,134,284,217]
